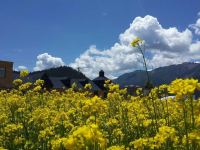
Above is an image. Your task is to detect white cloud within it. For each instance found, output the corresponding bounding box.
[33,53,65,71]
[70,15,200,79]
[190,41,200,53]
[16,65,27,71]
[194,61,200,63]
[148,51,189,69]
[189,12,200,35]
[120,15,192,52]
[189,18,200,35]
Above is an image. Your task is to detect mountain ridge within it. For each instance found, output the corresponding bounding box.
[114,62,200,87]
[13,66,88,80]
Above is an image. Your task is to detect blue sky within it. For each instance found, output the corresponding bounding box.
[0,0,200,78]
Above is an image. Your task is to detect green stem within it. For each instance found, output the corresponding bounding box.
[190,95,196,150]
[150,92,158,132]
[137,44,150,85]
[183,101,189,150]
[190,95,195,128]
[165,98,170,126]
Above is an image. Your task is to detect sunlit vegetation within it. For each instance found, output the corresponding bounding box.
[0,70,200,149]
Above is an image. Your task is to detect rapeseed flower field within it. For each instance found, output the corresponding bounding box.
[1,71,200,149]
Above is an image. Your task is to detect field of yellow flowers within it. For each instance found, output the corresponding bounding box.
[1,71,200,149]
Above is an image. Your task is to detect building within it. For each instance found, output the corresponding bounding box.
[12,67,109,96]
[0,60,13,89]
[30,70,108,97]
[0,61,111,97]
[93,70,109,97]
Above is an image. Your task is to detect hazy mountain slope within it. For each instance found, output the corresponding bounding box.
[114,62,200,87]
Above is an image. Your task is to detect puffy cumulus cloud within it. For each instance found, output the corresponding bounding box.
[148,51,190,69]
[16,65,27,71]
[33,53,65,71]
[70,15,200,79]
[120,15,192,52]
[70,44,142,79]
[190,41,200,53]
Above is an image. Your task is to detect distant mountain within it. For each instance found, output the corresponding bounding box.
[13,66,88,81]
[114,62,200,87]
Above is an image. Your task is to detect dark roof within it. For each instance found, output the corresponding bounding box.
[70,79,84,89]
[70,79,100,91]
[48,77,68,89]
[88,80,100,91]
[93,70,108,81]
[71,79,101,91]
[93,76,108,81]
[92,70,110,90]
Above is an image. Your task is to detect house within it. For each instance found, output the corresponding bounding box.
[93,70,109,97]
[0,60,111,96]
[0,60,13,89]
[12,67,109,96]
[30,71,105,95]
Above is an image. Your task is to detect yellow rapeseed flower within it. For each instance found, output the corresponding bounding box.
[131,37,142,47]
[20,70,29,78]
[168,78,199,100]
